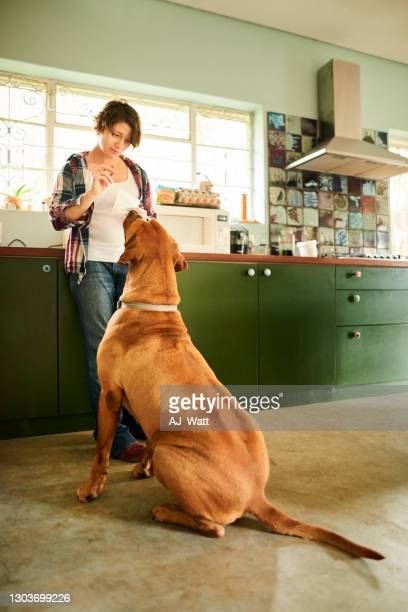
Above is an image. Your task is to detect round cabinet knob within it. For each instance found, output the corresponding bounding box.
[351,294,361,303]
[263,268,271,277]
[352,270,362,278]
[42,264,52,273]
[247,268,256,277]
[351,331,361,339]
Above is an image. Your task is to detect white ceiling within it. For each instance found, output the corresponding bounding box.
[165,0,408,65]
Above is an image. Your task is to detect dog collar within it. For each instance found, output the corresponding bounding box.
[118,300,178,312]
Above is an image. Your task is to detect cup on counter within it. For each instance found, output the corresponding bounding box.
[295,240,318,257]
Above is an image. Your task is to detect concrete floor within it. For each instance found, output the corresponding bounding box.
[0,424,407,611]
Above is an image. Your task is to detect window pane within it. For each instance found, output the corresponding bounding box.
[56,85,110,127]
[215,185,250,221]
[0,123,46,170]
[137,102,190,139]
[128,138,192,183]
[55,85,190,139]
[0,75,46,124]
[53,127,96,167]
[197,145,250,187]
[0,168,47,207]
[197,113,249,149]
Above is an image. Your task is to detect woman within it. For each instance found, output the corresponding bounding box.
[49,99,156,462]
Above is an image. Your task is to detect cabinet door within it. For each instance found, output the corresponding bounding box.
[336,289,408,325]
[336,324,408,384]
[177,262,258,385]
[0,257,58,421]
[259,264,336,385]
[57,260,91,416]
[336,266,408,290]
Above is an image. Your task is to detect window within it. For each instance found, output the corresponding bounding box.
[0,72,253,219]
[389,137,408,256]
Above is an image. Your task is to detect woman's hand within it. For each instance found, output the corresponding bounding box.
[88,164,115,197]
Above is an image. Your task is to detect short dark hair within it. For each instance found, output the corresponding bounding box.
[94,99,141,147]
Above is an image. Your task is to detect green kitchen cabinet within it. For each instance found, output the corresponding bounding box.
[336,266,408,290]
[336,324,408,384]
[57,259,91,416]
[258,264,336,385]
[0,257,58,421]
[336,289,408,326]
[177,262,258,385]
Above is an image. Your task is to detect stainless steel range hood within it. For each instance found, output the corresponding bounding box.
[286,59,408,180]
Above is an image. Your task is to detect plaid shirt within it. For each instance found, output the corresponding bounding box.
[49,151,156,280]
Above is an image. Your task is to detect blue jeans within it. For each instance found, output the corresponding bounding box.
[69,261,137,457]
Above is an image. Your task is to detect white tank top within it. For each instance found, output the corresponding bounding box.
[88,168,140,263]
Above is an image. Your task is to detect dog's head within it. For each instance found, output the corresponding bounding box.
[118,210,188,272]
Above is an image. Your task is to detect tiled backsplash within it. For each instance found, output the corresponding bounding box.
[267,111,390,256]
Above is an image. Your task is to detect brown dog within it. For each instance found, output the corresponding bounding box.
[77,214,383,560]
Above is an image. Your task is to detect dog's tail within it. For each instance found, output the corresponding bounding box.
[249,497,384,560]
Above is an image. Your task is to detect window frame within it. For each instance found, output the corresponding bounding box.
[1,71,254,216]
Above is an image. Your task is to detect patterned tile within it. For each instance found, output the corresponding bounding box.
[334,211,348,229]
[332,176,348,193]
[268,131,285,149]
[348,177,362,195]
[286,115,301,134]
[287,188,303,208]
[301,136,316,153]
[270,206,287,225]
[269,147,286,168]
[267,112,285,131]
[286,170,303,189]
[376,197,389,214]
[376,215,389,232]
[349,230,363,247]
[363,230,376,247]
[362,180,376,196]
[377,232,389,249]
[303,191,319,208]
[269,186,286,206]
[269,167,286,186]
[318,227,334,246]
[303,208,319,227]
[319,210,334,228]
[303,171,319,190]
[348,195,362,212]
[319,174,334,192]
[301,117,317,136]
[362,213,376,230]
[335,229,348,246]
[319,192,334,210]
[362,196,376,214]
[285,133,302,152]
[266,110,390,256]
[303,226,318,241]
[349,212,363,229]
[287,207,303,226]
[334,194,348,211]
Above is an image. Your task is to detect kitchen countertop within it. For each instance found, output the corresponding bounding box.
[1,246,408,267]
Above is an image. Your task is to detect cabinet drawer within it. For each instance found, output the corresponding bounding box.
[336,324,408,384]
[336,266,408,290]
[336,290,408,325]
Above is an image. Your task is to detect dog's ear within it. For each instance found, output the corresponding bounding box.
[174,253,188,272]
[119,216,146,264]
[118,235,139,264]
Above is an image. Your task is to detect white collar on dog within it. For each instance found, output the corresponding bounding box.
[118,300,178,312]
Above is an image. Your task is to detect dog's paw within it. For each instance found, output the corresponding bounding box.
[151,505,168,522]
[131,463,153,479]
[76,480,104,503]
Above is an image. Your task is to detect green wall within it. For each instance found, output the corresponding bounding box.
[1,0,407,130]
[1,0,407,237]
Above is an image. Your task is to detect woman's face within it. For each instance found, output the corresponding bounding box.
[98,121,133,158]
